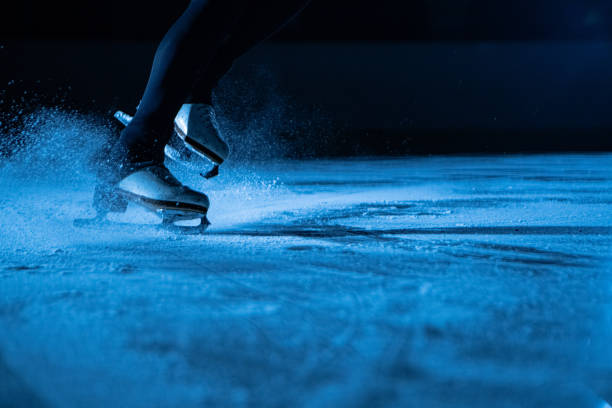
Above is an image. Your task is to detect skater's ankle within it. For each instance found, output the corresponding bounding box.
[110,140,162,168]
[186,92,213,106]
[118,132,166,164]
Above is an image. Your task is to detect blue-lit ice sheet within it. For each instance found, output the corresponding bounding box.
[0,118,610,407]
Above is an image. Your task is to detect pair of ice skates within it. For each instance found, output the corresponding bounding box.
[75,104,228,233]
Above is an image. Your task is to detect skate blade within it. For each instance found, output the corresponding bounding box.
[159,209,211,234]
[73,215,209,235]
[74,208,210,235]
[174,125,224,179]
[114,110,133,126]
[165,144,219,180]
[118,192,210,233]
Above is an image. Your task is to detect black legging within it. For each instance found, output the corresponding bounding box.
[119,0,310,161]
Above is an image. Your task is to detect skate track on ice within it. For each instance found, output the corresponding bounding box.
[0,152,611,408]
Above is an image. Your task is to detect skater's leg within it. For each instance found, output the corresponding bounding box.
[119,0,249,161]
[188,0,311,103]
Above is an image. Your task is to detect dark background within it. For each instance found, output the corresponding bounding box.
[2,1,612,155]
[4,0,612,42]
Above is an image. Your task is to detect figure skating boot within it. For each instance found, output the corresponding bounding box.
[75,143,210,233]
[114,103,229,179]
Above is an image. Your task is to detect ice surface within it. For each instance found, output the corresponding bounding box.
[0,112,611,407]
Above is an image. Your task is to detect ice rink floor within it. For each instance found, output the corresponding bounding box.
[0,152,611,407]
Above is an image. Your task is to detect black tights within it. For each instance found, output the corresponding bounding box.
[120,0,310,161]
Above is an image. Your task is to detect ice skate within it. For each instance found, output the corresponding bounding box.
[74,145,211,233]
[115,103,229,179]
